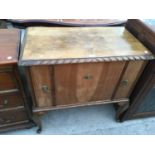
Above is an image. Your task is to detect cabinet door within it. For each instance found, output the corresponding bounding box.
[29,66,54,107]
[114,61,147,99]
[54,62,125,106]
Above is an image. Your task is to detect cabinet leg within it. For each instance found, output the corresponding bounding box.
[116,102,129,122]
[31,115,42,133]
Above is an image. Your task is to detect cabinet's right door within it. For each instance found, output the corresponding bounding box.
[113,60,147,99]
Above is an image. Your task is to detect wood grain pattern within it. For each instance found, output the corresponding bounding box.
[114,60,147,99]
[91,61,126,101]
[30,66,54,107]
[0,29,20,65]
[54,64,78,105]
[0,71,18,91]
[54,62,125,106]
[20,27,153,66]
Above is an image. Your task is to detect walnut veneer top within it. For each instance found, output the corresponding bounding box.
[20,27,153,65]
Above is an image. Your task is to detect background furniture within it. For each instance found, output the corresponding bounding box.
[19,27,153,131]
[5,19,127,28]
[120,19,155,121]
[0,29,34,132]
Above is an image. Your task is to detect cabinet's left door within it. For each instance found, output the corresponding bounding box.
[28,66,54,108]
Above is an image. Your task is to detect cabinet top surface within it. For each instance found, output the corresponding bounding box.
[20,27,153,65]
[0,29,20,65]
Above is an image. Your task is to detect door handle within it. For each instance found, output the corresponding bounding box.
[84,74,93,80]
[42,85,50,93]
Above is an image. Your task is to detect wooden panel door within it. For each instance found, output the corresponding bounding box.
[54,62,125,106]
[29,66,54,107]
[114,60,147,99]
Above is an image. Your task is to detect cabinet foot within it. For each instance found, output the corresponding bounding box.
[116,102,129,122]
[31,115,42,134]
[37,127,42,134]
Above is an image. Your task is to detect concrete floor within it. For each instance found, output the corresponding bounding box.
[4,104,155,135]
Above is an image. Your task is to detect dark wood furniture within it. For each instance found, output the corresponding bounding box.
[0,29,34,133]
[6,19,126,28]
[120,19,155,121]
[19,27,154,131]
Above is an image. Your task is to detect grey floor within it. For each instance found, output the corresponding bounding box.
[4,104,155,135]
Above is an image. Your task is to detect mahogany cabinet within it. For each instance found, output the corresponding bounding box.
[120,19,155,121]
[19,27,154,131]
[0,29,34,133]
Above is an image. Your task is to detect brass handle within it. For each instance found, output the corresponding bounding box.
[3,99,8,105]
[5,119,12,123]
[5,116,15,124]
[84,74,93,80]
[0,117,14,124]
[121,80,128,86]
[42,85,50,93]
[0,99,9,109]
